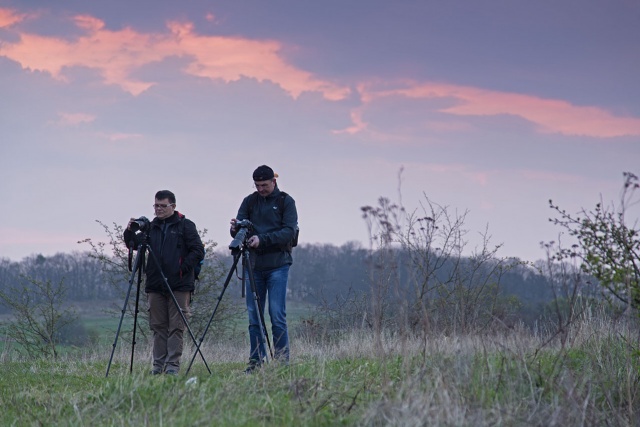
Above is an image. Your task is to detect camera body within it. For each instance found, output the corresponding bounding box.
[130,216,151,233]
[229,219,253,253]
[234,219,253,229]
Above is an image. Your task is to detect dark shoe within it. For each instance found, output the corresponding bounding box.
[151,369,162,375]
[165,369,179,375]
[244,361,262,374]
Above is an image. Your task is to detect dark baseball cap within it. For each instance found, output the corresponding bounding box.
[252,165,275,181]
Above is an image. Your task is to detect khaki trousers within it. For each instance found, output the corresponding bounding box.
[147,291,191,373]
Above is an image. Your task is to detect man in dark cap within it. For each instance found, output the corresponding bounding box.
[230,165,298,372]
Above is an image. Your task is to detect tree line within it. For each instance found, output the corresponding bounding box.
[0,243,560,325]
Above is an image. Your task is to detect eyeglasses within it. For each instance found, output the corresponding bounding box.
[153,203,174,209]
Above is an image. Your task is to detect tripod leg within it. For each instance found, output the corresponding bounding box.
[243,250,274,363]
[185,251,242,375]
[145,246,212,374]
[106,246,144,377]
[129,259,144,374]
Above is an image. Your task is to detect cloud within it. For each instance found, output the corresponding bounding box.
[204,12,218,24]
[332,109,367,135]
[0,7,26,28]
[358,80,640,138]
[52,112,96,126]
[0,11,350,100]
[3,7,637,142]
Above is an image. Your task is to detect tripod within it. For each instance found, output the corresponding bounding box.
[185,231,273,374]
[106,236,211,377]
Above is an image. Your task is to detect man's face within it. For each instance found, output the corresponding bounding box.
[254,179,276,197]
[154,198,175,220]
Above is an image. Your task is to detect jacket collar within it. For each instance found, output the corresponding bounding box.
[151,211,181,227]
[262,185,281,200]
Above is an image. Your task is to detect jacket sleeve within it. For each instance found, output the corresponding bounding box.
[181,219,205,272]
[259,195,298,250]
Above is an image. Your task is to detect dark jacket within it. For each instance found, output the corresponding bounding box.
[123,211,204,293]
[232,186,298,271]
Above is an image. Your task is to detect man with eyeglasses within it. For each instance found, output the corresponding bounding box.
[124,190,204,375]
[230,165,298,373]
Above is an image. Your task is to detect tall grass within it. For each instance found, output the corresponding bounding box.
[1,312,638,426]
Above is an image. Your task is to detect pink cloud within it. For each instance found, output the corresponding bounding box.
[360,81,640,138]
[0,7,26,28]
[333,109,368,135]
[0,13,349,100]
[167,21,349,100]
[0,15,163,94]
[205,12,217,23]
[53,112,96,126]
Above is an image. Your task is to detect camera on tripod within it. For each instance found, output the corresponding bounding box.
[229,219,253,253]
[130,216,151,233]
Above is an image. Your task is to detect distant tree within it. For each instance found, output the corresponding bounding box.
[0,275,77,359]
[549,172,640,313]
[286,242,370,304]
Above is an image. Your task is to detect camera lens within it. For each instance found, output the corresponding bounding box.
[130,217,149,232]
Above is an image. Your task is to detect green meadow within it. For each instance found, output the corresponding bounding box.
[1,311,638,426]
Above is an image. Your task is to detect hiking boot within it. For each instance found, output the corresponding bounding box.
[150,368,162,375]
[244,360,262,374]
[165,369,179,375]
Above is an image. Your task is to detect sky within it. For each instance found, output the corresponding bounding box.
[1,0,639,264]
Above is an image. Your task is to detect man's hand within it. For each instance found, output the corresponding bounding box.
[247,235,260,248]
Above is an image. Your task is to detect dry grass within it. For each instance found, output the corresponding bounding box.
[1,311,638,426]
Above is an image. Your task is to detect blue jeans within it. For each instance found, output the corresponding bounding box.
[245,264,290,363]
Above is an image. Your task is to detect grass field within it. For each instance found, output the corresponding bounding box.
[82,300,316,345]
[1,312,638,426]
[0,300,316,356]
